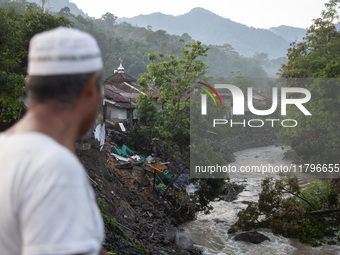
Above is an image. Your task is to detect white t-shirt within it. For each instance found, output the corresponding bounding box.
[0,132,104,255]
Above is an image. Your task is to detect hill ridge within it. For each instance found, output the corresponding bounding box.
[118,8,307,58]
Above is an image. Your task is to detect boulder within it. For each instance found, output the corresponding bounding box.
[221,182,244,201]
[175,233,194,251]
[234,231,270,244]
[327,240,337,245]
[164,227,177,242]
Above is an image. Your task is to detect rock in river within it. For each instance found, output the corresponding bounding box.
[234,231,270,244]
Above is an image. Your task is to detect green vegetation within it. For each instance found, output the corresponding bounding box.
[0,0,271,125]
[279,0,340,164]
[0,0,71,123]
[138,41,209,159]
[137,41,226,213]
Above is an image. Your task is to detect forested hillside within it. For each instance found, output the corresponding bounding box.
[0,0,283,123]
[119,7,305,58]
[109,21,276,79]
[4,0,279,79]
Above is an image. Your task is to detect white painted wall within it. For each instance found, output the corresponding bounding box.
[106,105,127,120]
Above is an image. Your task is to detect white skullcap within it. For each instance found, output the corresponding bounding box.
[28,27,103,76]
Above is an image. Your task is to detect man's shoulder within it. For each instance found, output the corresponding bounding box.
[1,132,84,180]
[1,132,59,148]
[28,133,84,178]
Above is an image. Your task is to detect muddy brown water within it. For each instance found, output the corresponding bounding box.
[184,145,340,255]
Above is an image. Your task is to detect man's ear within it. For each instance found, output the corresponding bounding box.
[81,72,99,100]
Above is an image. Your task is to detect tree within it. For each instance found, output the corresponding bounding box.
[280,0,339,79]
[0,2,71,124]
[137,41,226,213]
[58,6,72,18]
[138,40,209,158]
[0,5,25,123]
[279,0,340,164]
[135,94,159,151]
[101,12,117,29]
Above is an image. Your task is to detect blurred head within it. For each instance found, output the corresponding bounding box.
[28,26,102,77]
[25,72,102,107]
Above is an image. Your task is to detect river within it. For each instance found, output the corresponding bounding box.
[184,145,340,255]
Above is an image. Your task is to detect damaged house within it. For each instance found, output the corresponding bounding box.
[102,60,161,128]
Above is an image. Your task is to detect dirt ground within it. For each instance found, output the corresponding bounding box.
[76,130,201,255]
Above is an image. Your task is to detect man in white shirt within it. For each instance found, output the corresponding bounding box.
[0,27,107,255]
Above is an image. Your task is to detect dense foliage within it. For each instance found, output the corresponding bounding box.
[0,0,71,123]
[1,0,273,124]
[137,41,208,158]
[279,0,340,164]
[137,42,227,213]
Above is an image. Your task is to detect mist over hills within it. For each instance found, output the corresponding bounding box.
[23,2,339,60]
[119,7,307,58]
[268,25,307,43]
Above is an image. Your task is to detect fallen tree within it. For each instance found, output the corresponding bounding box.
[229,176,340,246]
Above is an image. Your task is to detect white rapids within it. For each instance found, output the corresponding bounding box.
[184,145,340,255]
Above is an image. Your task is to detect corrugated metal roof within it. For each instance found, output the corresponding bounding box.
[103,70,161,110]
[104,87,135,109]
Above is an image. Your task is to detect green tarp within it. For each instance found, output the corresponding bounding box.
[111,144,136,158]
[154,170,173,184]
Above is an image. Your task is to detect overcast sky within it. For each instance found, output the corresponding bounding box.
[69,0,328,29]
